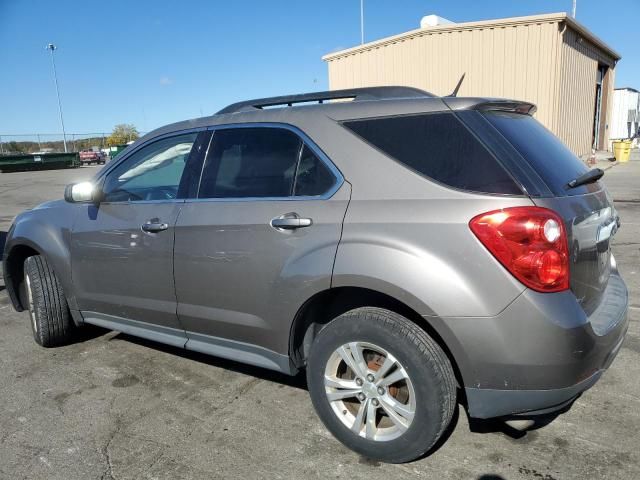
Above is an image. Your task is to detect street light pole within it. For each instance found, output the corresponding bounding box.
[572,0,577,17]
[46,43,68,153]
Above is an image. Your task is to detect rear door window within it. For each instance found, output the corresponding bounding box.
[483,111,593,196]
[199,128,301,198]
[294,145,337,197]
[342,112,522,195]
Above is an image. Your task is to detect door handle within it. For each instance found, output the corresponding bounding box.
[271,214,313,230]
[141,221,169,233]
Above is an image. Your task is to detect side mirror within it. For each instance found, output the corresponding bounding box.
[64,181,99,203]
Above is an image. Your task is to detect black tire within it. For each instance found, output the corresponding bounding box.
[307,307,456,463]
[24,255,74,347]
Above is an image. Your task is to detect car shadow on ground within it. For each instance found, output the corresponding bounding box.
[82,328,554,468]
[0,231,7,293]
[0,230,6,255]
[109,332,309,390]
[111,332,475,461]
[72,324,114,342]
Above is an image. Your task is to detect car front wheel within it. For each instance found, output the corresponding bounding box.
[307,307,456,463]
[24,255,74,347]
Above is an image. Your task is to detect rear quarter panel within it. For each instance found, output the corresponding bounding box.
[295,114,533,318]
[333,194,532,318]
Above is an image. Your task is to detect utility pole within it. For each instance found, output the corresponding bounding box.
[572,0,577,18]
[360,0,364,44]
[46,44,68,153]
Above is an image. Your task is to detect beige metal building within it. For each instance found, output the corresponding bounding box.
[323,13,621,157]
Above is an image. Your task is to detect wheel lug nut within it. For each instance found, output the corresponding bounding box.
[372,399,379,407]
[355,378,363,386]
[377,387,385,395]
[366,374,375,382]
[357,393,366,401]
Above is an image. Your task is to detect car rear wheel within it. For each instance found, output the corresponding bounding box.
[307,307,456,463]
[24,255,74,347]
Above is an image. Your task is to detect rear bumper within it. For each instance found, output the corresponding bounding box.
[437,272,628,419]
[465,329,625,418]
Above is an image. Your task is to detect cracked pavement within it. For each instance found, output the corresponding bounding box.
[0,162,639,479]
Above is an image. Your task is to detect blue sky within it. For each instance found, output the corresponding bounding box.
[1,0,638,136]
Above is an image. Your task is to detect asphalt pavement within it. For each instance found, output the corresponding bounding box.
[0,162,638,480]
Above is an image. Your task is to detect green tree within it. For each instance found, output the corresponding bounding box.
[107,124,140,146]
[7,141,27,153]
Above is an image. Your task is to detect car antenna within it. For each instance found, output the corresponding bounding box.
[448,73,466,97]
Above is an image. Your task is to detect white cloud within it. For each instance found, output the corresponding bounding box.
[159,76,173,86]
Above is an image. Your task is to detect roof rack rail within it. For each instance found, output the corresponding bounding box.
[216,86,434,115]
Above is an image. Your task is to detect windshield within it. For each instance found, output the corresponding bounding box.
[483,111,595,196]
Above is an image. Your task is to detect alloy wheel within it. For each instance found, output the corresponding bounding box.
[324,341,416,442]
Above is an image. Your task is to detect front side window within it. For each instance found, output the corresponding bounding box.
[103,133,197,202]
[343,113,522,195]
[198,128,301,198]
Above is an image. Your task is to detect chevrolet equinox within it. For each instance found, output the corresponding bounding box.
[2,87,628,463]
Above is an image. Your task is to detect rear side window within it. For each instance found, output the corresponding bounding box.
[483,112,592,195]
[199,128,300,198]
[343,113,522,195]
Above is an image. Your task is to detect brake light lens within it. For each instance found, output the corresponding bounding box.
[469,207,569,292]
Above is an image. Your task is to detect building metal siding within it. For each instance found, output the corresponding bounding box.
[557,28,616,155]
[324,13,620,157]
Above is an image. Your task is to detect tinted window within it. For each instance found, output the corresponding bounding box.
[103,133,197,202]
[343,113,521,195]
[199,128,301,198]
[294,145,336,196]
[483,111,592,195]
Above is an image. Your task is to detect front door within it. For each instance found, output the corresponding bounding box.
[71,132,202,344]
[173,126,349,363]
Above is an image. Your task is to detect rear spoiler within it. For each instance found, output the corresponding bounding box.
[473,100,537,115]
[443,97,537,115]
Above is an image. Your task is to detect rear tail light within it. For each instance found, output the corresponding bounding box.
[469,207,569,292]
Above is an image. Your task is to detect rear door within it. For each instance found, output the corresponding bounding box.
[480,111,618,315]
[173,125,350,359]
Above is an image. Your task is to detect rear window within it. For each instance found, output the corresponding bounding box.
[483,111,592,196]
[343,112,522,195]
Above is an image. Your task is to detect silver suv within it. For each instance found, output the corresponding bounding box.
[3,87,628,463]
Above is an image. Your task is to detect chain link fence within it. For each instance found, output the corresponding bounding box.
[0,133,147,155]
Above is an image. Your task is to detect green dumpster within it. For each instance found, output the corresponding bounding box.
[108,145,129,160]
[0,153,80,172]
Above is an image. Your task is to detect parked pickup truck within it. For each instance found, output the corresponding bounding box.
[79,150,105,165]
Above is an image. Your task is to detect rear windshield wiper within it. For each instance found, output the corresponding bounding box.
[567,168,604,189]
